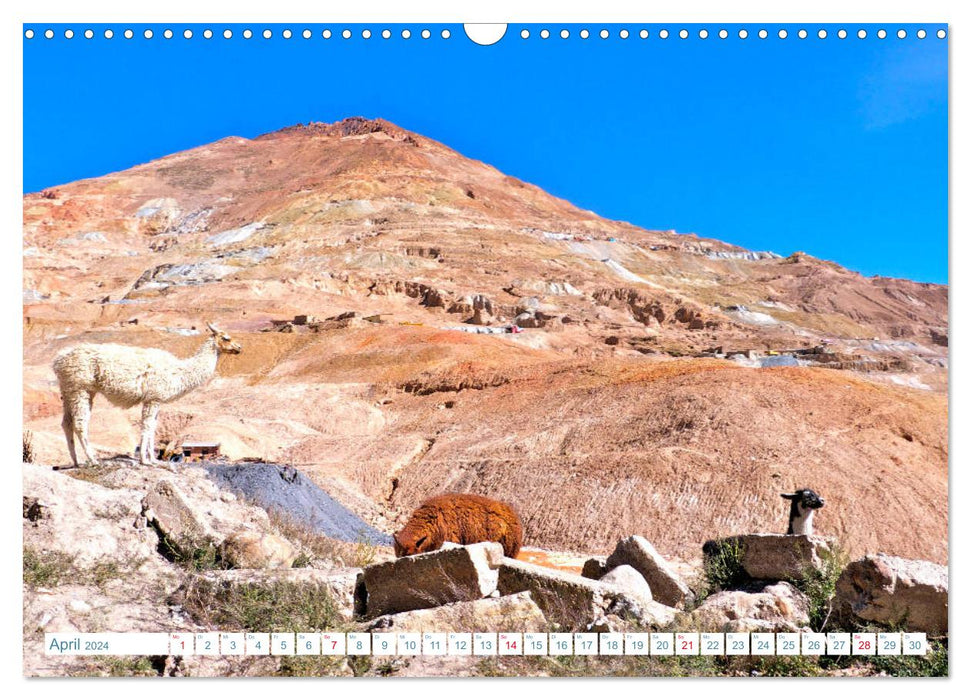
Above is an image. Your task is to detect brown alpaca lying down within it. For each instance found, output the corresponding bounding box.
[393,493,523,558]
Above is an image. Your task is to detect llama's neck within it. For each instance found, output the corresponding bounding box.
[174,337,220,396]
[787,502,814,535]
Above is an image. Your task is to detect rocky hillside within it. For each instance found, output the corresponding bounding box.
[23,117,948,564]
[23,461,947,677]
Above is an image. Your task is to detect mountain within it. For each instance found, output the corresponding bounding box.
[23,117,948,564]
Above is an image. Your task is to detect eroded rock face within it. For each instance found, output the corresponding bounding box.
[366,591,547,633]
[137,467,285,561]
[703,534,834,582]
[834,554,948,635]
[142,478,218,553]
[22,463,159,568]
[361,542,504,618]
[605,536,694,608]
[687,581,811,633]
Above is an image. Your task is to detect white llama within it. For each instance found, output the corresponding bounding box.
[53,323,241,467]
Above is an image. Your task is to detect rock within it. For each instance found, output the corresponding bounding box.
[143,479,219,554]
[603,594,677,630]
[361,542,503,618]
[221,531,296,569]
[69,599,92,613]
[366,591,547,633]
[172,567,362,621]
[703,534,834,582]
[687,581,811,633]
[23,496,50,522]
[496,558,676,630]
[469,307,493,325]
[135,197,181,234]
[101,465,274,550]
[22,463,159,568]
[498,558,605,628]
[834,554,948,634]
[599,565,682,629]
[587,614,631,633]
[448,300,474,315]
[423,288,447,308]
[515,312,549,329]
[600,565,653,602]
[581,556,608,579]
[585,604,677,633]
[471,294,493,314]
[605,536,693,608]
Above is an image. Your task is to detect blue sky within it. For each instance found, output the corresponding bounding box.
[23,24,948,283]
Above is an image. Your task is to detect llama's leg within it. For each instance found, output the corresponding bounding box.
[60,396,78,467]
[139,402,160,465]
[71,393,99,466]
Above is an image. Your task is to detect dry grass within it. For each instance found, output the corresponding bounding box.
[267,509,393,569]
[177,576,343,633]
[23,547,145,591]
[23,430,35,463]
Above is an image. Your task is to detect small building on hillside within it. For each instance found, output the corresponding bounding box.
[180,441,221,462]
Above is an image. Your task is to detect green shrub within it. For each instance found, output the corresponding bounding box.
[870,639,948,677]
[700,538,746,597]
[796,544,848,631]
[153,529,226,572]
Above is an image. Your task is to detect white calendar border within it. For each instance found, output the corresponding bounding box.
[10,0,961,696]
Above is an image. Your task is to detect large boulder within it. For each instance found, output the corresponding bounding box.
[600,565,653,602]
[605,536,693,608]
[139,469,286,560]
[367,591,547,633]
[703,534,833,582]
[142,478,219,552]
[22,463,159,568]
[361,542,503,618]
[498,558,605,628]
[598,565,678,629]
[497,558,675,630]
[687,581,811,633]
[834,554,948,635]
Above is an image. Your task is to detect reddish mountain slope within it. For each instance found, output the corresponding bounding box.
[23,118,948,564]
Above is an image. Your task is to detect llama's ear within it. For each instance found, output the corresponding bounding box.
[415,536,428,549]
[207,322,220,334]
[780,492,798,500]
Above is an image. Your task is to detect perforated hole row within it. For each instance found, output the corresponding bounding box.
[23,26,947,41]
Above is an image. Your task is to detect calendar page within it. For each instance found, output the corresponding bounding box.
[21,7,949,681]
